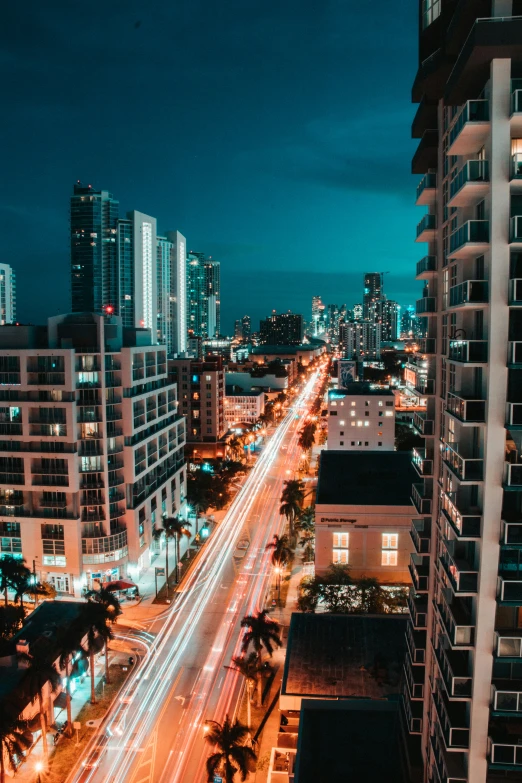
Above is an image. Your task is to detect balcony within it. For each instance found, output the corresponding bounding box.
[497,577,522,605]
[439,539,478,595]
[495,630,522,660]
[82,529,128,564]
[509,278,522,306]
[416,214,437,243]
[448,280,488,309]
[409,553,430,594]
[404,654,425,700]
[82,509,105,522]
[508,342,522,368]
[406,622,426,665]
[408,589,428,630]
[449,160,489,208]
[448,99,489,155]
[412,447,433,477]
[412,483,432,516]
[501,521,522,548]
[448,339,487,364]
[506,403,522,430]
[513,89,522,133]
[437,590,475,648]
[489,722,522,770]
[510,216,522,247]
[0,422,22,436]
[429,731,467,783]
[443,442,483,483]
[448,220,489,258]
[440,487,481,540]
[39,497,67,509]
[413,411,434,437]
[410,518,431,555]
[416,296,437,316]
[413,377,436,398]
[446,392,485,424]
[418,337,436,355]
[491,683,522,716]
[504,463,522,490]
[434,643,472,699]
[416,172,437,206]
[416,255,436,279]
[433,686,470,750]
[511,153,522,192]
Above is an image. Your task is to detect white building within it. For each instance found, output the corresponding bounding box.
[327,384,395,451]
[157,230,187,356]
[0,264,16,326]
[0,313,186,596]
[224,389,265,426]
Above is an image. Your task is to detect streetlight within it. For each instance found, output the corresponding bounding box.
[35,761,44,783]
[274,566,282,601]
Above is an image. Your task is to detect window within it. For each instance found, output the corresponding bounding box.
[331,401,337,407]
[364,442,368,446]
[365,401,369,407]
[333,532,349,564]
[330,411,338,416]
[340,441,344,446]
[385,401,393,407]
[382,533,398,549]
[340,431,344,436]
[351,441,355,446]
[350,411,356,417]
[364,421,369,427]
[365,411,369,417]
[357,421,362,427]
[351,402,356,407]
[205,375,212,381]
[379,412,383,417]
[382,551,398,566]
[385,411,393,417]
[378,441,382,446]
[422,0,441,29]
[378,401,383,407]
[340,420,345,425]
[333,549,349,564]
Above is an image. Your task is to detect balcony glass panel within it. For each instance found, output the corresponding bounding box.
[449,100,489,147]
[448,340,488,363]
[509,278,522,305]
[413,447,433,476]
[449,220,489,253]
[416,297,437,315]
[447,393,485,423]
[449,160,489,199]
[416,214,437,238]
[443,442,483,482]
[416,255,436,277]
[449,280,488,307]
[510,216,522,243]
[508,341,522,366]
[502,521,522,546]
[416,172,436,201]
[504,463,522,488]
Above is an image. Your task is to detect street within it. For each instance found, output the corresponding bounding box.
[74,369,322,783]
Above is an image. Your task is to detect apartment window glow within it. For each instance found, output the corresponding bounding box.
[333,532,349,548]
[357,421,362,427]
[382,551,398,566]
[350,411,356,417]
[385,411,393,417]
[382,533,398,549]
[333,549,349,564]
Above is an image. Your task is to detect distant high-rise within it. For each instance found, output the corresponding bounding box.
[352,303,363,321]
[0,264,16,325]
[70,183,119,313]
[186,252,220,340]
[363,272,383,320]
[241,315,251,340]
[157,231,187,355]
[311,295,326,336]
[205,260,220,338]
[380,299,400,341]
[341,320,381,360]
[259,312,303,345]
[117,211,157,332]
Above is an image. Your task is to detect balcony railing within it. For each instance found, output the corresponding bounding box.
[501,521,522,547]
[433,686,470,749]
[416,172,437,203]
[82,529,127,555]
[443,442,483,482]
[512,152,522,181]
[504,463,522,489]
[414,377,435,397]
[510,216,522,243]
[448,280,488,308]
[439,540,478,594]
[490,738,522,769]
[405,622,426,665]
[404,655,425,700]
[506,403,522,429]
[437,590,475,647]
[448,339,488,363]
[495,630,522,659]
[409,553,430,593]
[446,392,486,423]
[416,255,436,278]
[412,447,433,476]
[498,577,522,604]
[513,89,522,115]
[509,278,522,305]
[416,213,437,240]
[434,643,473,698]
[417,337,436,354]
[449,100,489,147]
[508,341,522,367]
[449,220,489,254]
[412,483,432,515]
[410,518,431,555]
[491,685,522,715]
[449,160,489,201]
[408,589,428,629]
[416,296,437,315]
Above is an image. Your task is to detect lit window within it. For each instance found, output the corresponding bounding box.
[351,402,356,407]
[357,421,362,427]
[206,375,212,381]
[378,401,383,407]
[350,411,356,417]
[331,401,337,407]
[333,549,349,564]
[364,421,369,427]
[382,533,398,549]
[382,551,398,566]
[422,0,441,30]
[333,532,349,548]
[340,420,345,425]
[385,411,393,417]
[351,422,355,427]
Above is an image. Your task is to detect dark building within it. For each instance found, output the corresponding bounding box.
[70,183,119,314]
[363,272,383,321]
[241,314,251,340]
[259,311,304,345]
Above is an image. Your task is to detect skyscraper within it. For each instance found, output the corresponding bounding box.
[259,312,304,345]
[186,252,221,340]
[404,6,522,783]
[380,299,400,342]
[0,264,16,325]
[311,295,326,335]
[70,183,119,313]
[241,315,251,340]
[362,272,383,321]
[341,320,381,360]
[119,211,158,332]
[205,259,220,338]
[157,230,187,355]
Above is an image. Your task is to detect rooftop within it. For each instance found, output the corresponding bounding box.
[281,613,407,700]
[251,345,317,355]
[329,383,394,397]
[225,386,264,397]
[316,450,417,507]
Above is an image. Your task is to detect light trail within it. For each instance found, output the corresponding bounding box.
[73,369,323,783]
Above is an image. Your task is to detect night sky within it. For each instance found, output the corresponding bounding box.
[3,0,419,333]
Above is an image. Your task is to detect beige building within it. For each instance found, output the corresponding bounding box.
[0,313,186,596]
[327,383,395,451]
[224,388,265,427]
[315,451,418,584]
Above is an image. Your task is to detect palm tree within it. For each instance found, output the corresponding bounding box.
[0,556,30,606]
[240,610,281,704]
[20,645,60,770]
[298,421,317,452]
[58,631,81,737]
[265,535,292,600]
[84,587,121,685]
[279,479,305,540]
[225,652,266,725]
[295,506,315,537]
[164,516,191,583]
[0,710,32,783]
[204,715,256,783]
[77,600,112,704]
[227,436,244,463]
[153,516,189,596]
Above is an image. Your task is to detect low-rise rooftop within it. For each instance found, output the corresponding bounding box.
[329,382,394,397]
[316,450,417,506]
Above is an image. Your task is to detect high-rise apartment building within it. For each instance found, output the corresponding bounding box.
[0,264,16,325]
[70,183,119,313]
[170,355,226,459]
[157,231,187,356]
[352,303,363,321]
[186,252,220,339]
[404,5,522,783]
[259,312,304,346]
[363,272,383,321]
[0,313,186,596]
[241,315,251,340]
[117,211,158,332]
[341,320,381,360]
[311,295,326,336]
[205,260,220,338]
[380,299,401,342]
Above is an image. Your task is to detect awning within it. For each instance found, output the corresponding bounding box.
[53,692,67,710]
[105,580,137,592]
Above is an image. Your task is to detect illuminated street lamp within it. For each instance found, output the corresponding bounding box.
[35,761,44,783]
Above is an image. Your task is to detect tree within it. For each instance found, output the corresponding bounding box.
[279,479,305,540]
[159,516,191,584]
[58,631,82,736]
[265,535,293,601]
[225,652,267,724]
[204,715,257,783]
[0,556,30,606]
[20,644,60,770]
[84,587,121,685]
[295,506,315,537]
[395,423,423,452]
[77,600,113,704]
[240,610,282,704]
[0,605,25,641]
[0,709,32,783]
[227,436,244,463]
[298,421,317,452]
[298,566,409,615]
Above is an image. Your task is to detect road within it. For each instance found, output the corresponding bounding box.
[75,368,323,783]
